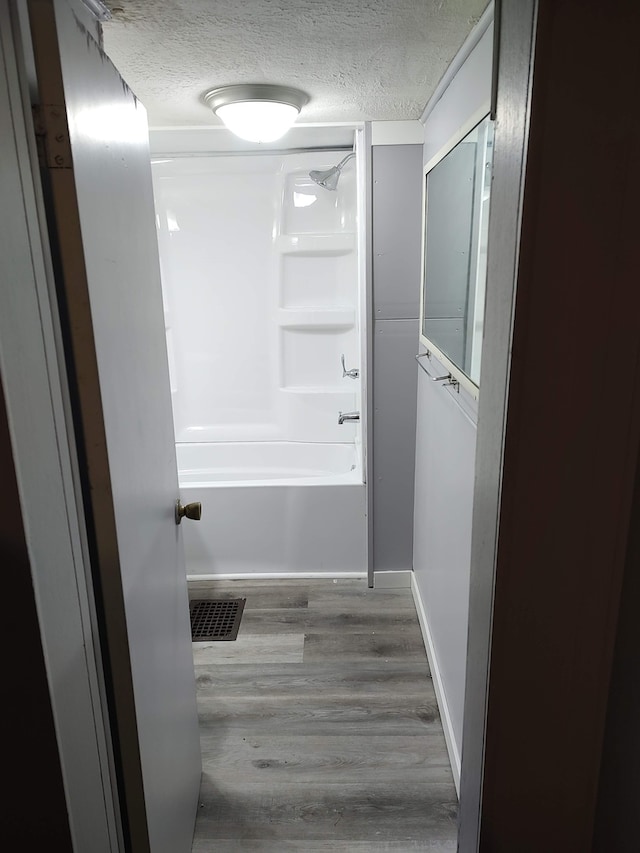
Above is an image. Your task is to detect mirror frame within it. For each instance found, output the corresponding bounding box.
[419,104,492,401]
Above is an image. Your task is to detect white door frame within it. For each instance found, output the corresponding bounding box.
[0,1,121,849]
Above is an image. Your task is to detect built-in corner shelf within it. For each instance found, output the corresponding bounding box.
[278,308,355,330]
[276,234,356,256]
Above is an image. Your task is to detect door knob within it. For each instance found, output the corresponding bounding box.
[175,500,202,525]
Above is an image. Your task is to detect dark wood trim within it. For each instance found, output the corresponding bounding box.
[0,378,73,849]
[463,1,640,850]
[594,452,640,851]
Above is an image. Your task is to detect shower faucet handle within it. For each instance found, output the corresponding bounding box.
[341,354,359,379]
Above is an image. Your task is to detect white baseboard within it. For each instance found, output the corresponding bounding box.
[187,572,367,582]
[373,570,412,589]
[410,572,461,795]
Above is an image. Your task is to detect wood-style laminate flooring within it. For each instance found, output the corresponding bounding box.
[188,579,458,852]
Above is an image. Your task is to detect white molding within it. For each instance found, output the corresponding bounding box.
[419,1,495,125]
[187,572,367,582]
[149,123,361,156]
[418,105,491,404]
[411,572,461,794]
[149,121,365,132]
[80,0,111,20]
[423,103,491,175]
[373,570,412,589]
[371,120,424,146]
[355,123,373,585]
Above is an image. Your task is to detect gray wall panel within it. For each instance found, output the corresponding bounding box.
[371,142,423,576]
[412,21,493,784]
[372,319,418,571]
[413,363,477,752]
[372,144,423,320]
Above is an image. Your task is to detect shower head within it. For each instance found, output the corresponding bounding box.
[309,151,355,191]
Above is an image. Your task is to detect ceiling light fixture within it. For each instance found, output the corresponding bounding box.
[204,84,309,143]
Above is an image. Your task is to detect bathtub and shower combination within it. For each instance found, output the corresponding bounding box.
[152,137,367,579]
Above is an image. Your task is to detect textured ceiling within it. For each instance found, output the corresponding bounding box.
[103,0,488,127]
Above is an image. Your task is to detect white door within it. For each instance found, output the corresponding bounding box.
[26,1,201,850]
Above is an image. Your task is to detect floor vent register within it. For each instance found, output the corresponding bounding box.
[189,598,246,641]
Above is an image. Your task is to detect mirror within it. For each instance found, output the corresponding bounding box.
[420,115,494,391]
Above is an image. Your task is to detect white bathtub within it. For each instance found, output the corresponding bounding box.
[178,441,360,487]
[177,442,367,577]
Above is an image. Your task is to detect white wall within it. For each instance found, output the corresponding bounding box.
[412,18,493,789]
[422,22,494,168]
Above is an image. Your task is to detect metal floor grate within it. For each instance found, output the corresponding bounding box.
[189,598,246,642]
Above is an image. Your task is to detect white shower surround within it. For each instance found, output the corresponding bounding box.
[152,145,367,577]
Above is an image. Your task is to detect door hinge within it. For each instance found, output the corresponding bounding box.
[32,103,72,169]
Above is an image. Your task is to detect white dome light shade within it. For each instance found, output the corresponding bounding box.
[204,84,309,144]
[216,101,300,143]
